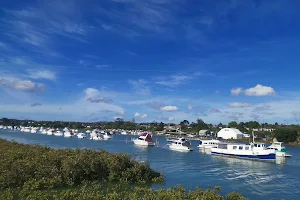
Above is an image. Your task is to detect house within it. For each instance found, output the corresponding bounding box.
[199,129,210,136]
[217,128,243,139]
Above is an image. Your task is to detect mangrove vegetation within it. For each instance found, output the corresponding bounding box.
[0,139,248,199]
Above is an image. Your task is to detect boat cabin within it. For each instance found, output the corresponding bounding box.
[216,142,268,151]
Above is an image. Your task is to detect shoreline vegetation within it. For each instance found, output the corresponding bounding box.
[0,139,247,200]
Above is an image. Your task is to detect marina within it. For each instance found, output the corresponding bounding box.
[0,128,300,200]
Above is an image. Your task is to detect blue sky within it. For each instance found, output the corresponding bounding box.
[1,0,300,124]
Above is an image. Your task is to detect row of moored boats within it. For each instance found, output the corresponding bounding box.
[132,133,292,162]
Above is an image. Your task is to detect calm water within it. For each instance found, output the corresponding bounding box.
[1,129,300,200]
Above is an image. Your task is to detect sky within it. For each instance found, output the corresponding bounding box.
[1,0,300,124]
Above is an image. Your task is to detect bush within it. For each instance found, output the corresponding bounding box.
[0,139,163,190]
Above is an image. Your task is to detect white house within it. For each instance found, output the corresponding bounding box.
[217,128,243,139]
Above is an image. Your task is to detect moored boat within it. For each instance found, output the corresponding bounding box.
[133,133,155,146]
[77,133,87,139]
[267,142,292,157]
[103,132,112,139]
[197,139,220,149]
[211,142,276,161]
[167,137,193,151]
[54,131,63,136]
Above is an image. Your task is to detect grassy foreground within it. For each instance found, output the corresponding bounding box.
[0,139,247,199]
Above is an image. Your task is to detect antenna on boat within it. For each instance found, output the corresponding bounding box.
[252,130,255,143]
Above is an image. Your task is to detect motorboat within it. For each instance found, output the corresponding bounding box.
[167,137,193,151]
[54,131,63,136]
[197,139,221,149]
[121,131,128,135]
[211,142,276,161]
[41,129,47,134]
[31,128,38,133]
[64,131,73,138]
[102,132,112,139]
[77,133,87,139]
[267,142,292,157]
[47,129,54,135]
[133,133,155,146]
[90,130,103,140]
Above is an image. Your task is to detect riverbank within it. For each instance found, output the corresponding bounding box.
[0,139,247,200]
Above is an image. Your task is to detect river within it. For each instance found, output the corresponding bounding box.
[0,129,299,200]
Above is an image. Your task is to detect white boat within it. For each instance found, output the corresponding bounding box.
[211,142,276,161]
[133,133,155,146]
[41,129,47,134]
[267,142,292,157]
[30,128,38,133]
[103,132,112,139]
[64,131,72,138]
[90,134,103,140]
[167,138,193,151]
[77,133,87,139]
[23,127,31,133]
[54,131,63,136]
[197,139,221,149]
[121,131,128,135]
[47,129,54,135]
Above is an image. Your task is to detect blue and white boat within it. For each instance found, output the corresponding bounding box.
[211,142,276,161]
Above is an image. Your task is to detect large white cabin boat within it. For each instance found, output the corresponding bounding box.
[197,139,220,149]
[133,133,155,146]
[167,138,193,151]
[267,142,291,157]
[211,142,276,161]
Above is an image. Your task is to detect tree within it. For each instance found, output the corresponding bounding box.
[228,121,238,128]
[115,118,124,129]
[179,120,189,131]
[274,128,298,143]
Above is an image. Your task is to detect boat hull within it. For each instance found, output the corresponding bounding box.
[169,145,193,151]
[211,152,276,161]
[133,139,155,146]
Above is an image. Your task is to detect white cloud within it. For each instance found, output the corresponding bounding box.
[244,84,276,96]
[85,88,100,98]
[134,112,148,118]
[27,69,56,81]
[160,105,178,111]
[168,116,175,121]
[231,87,243,96]
[229,102,251,108]
[231,84,276,97]
[0,76,44,92]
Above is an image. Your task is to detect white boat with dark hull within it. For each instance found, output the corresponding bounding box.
[102,132,112,140]
[197,139,220,149]
[167,138,193,151]
[267,142,292,157]
[133,133,155,146]
[211,142,276,161]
